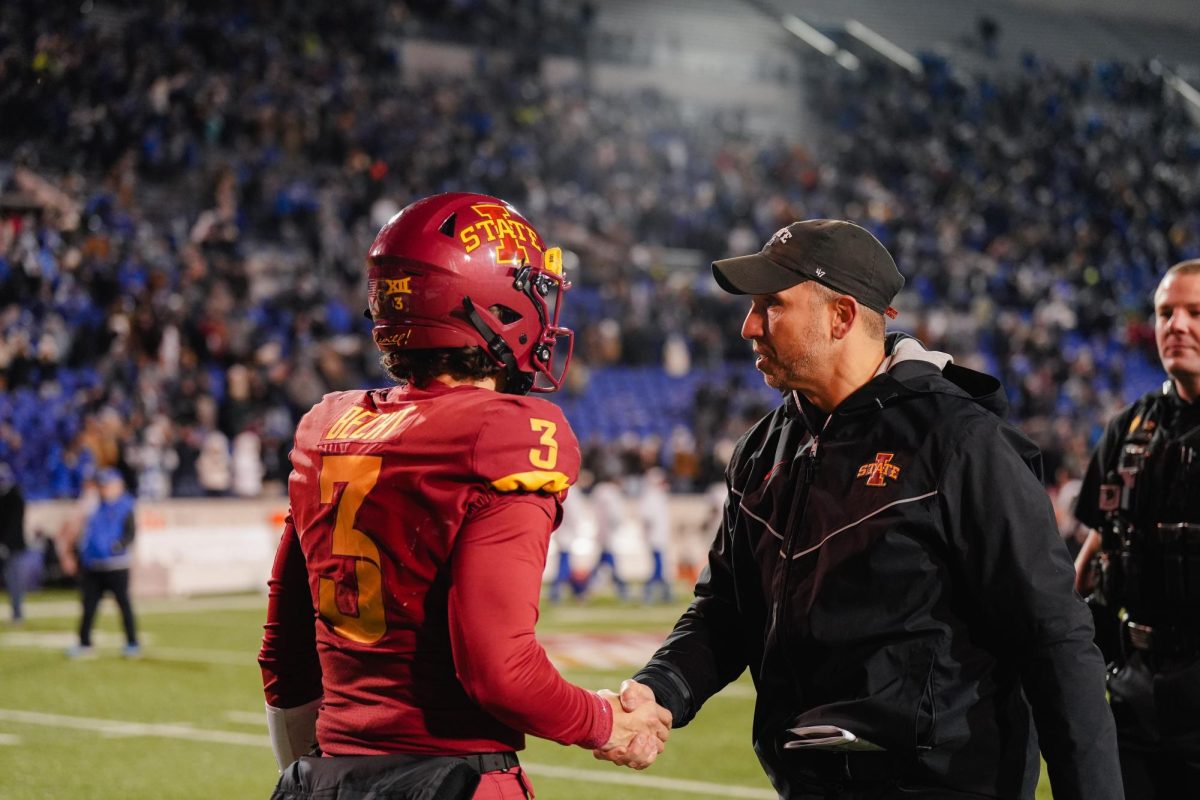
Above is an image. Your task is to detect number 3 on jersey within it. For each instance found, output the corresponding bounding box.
[318,455,386,643]
[529,418,559,469]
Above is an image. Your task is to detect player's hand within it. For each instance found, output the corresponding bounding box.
[592,681,672,769]
[615,679,664,715]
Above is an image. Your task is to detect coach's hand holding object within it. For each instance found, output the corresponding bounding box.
[593,680,672,769]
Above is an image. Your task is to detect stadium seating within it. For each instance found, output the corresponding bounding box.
[1,2,1197,499]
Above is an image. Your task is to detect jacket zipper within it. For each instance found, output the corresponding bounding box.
[777,437,820,589]
[767,414,826,663]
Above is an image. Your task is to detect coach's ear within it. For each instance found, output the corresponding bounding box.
[266,697,321,771]
[829,294,859,341]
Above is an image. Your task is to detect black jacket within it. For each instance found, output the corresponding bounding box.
[636,337,1121,799]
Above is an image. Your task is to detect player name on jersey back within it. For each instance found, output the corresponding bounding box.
[323,405,417,442]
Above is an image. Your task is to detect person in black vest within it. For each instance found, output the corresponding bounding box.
[68,469,141,659]
[1074,259,1200,797]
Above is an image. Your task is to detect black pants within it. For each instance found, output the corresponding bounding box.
[79,567,138,647]
[1109,650,1200,798]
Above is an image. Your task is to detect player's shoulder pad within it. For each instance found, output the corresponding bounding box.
[473,395,580,495]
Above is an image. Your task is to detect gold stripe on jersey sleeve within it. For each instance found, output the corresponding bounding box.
[490,470,572,494]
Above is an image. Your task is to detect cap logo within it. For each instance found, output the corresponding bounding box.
[815,268,826,278]
[857,452,900,487]
[766,227,792,247]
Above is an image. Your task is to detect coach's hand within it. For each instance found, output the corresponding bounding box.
[593,680,672,769]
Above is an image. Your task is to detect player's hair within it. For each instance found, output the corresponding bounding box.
[809,282,886,341]
[380,346,505,388]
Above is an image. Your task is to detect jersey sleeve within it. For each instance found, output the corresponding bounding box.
[447,493,611,748]
[259,515,323,709]
[471,399,581,497]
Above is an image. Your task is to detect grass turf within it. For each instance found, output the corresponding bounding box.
[0,589,1052,799]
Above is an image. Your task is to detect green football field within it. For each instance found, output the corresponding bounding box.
[0,588,1053,799]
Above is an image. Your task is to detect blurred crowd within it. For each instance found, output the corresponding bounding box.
[1,1,1198,505]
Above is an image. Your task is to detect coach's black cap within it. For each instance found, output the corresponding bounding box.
[712,220,904,318]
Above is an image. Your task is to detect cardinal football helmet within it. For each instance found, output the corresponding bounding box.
[366,192,573,394]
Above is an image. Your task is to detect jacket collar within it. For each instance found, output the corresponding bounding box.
[785,333,1008,428]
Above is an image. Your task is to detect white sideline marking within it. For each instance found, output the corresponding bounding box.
[0,709,265,747]
[21,595,685,623]
[2,631,137,648]
[100,721,197,739]
[0,732,21,745]
[0,632,250,666]
[16,594,267,620]
[0,709,776,799]
[224,710,267,726]
[4,631,664,671]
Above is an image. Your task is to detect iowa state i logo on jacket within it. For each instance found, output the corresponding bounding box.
[857,452,901,487]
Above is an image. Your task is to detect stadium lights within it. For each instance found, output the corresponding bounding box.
[844,19,923,76]
[779,13,859,72]
[781,14,838,56]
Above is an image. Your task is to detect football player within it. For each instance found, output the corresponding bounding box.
[258,193,671,800]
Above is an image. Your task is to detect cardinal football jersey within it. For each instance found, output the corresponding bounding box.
[259,380,607,756]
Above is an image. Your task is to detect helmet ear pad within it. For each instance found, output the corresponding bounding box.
[365,193,573,393]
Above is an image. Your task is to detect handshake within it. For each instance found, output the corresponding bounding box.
[593,679,672,770]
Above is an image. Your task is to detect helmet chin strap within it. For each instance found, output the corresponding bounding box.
[461,296,534,395]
